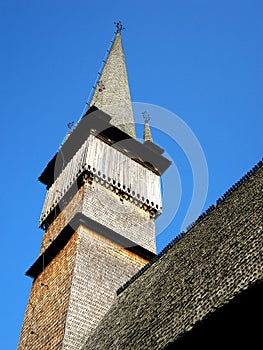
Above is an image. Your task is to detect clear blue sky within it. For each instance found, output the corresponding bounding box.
[0,1,262,348]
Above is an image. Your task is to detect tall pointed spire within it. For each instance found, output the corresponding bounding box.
[89,22,136,138]
[143,111,153,142]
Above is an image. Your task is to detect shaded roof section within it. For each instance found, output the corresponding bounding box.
[89,31,136,138]
[165,280,263,349]
[82,159,263,350]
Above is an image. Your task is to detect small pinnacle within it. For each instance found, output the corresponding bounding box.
[143,111,153,142]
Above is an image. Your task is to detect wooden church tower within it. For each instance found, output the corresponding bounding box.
[18,23,170,350]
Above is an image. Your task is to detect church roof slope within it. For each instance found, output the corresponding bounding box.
[82,159,263,350]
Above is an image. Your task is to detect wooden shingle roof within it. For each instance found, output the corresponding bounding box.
[82,159,263,350]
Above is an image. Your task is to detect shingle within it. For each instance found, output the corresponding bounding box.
[82,159,263,350]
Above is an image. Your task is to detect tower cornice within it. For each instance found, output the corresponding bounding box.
[39,108,171,188]
[26,213,156,280]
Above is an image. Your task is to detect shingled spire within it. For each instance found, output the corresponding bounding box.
[89,22,136,138]
[143,111,153,142]
[18,24,171,350]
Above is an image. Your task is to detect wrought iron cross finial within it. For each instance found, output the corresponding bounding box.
[114,21,125,33]
[142,111,151,123]
[67,121,74,130]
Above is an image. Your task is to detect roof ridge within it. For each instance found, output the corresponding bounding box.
[188,158,263,229]
[117,157,263,295]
